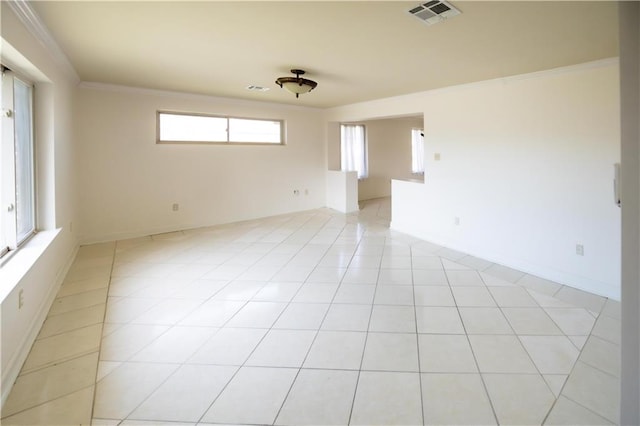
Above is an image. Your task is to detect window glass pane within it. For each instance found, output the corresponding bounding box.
[229,118,282,143]
[159,113,227,142]
[14,78,34,243]
[0,86,6,254]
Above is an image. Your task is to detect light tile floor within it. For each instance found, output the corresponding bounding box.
[1,198,621,425]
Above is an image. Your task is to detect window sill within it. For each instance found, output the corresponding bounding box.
[0,229,61,302]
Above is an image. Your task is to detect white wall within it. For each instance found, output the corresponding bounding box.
[326,170,359,213]
[76,85,327,243]
[326,59,621,299]
[619,2,640,422]
[358,117,422,201]
[1,3,79,405]
[327,122,341,171]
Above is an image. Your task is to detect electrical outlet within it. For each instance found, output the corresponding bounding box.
[18,289,24,309]
[172,203,179,211]
[293,189,300,196]
[454,217,460,226]
[576,244,584,256]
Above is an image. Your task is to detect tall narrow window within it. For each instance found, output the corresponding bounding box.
[341,124,368,179]
[14,78,35,243]
[411,128,425,175]
[1,68,36,257]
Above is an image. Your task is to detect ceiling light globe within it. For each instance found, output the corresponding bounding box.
[276,69,318,98]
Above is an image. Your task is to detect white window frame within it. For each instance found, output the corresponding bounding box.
[1,67,36,258]
[340,124,368,179]
[411,128,425,175]
[156,111,285,145]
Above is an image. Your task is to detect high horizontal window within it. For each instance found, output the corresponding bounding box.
[157,111,284,144]
[1,68,36,258]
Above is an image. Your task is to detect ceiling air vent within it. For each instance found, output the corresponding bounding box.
[408,1,461,26]
[246,85,270,92]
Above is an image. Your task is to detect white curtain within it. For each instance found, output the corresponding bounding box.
[411,128,425,174]
[341,124,367,179]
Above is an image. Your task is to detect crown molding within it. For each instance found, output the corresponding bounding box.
[6,0,80,82]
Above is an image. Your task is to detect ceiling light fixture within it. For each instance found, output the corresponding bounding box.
[275,69,318,98]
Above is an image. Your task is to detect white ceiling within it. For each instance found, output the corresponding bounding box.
[30,1,618,108]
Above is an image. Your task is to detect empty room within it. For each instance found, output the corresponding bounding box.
[1,1,639,425]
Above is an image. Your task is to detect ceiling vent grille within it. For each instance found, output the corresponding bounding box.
[246,85,269,92]
[408,1,461,26]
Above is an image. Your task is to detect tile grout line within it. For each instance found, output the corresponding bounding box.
[346,230,384,426]
[17,347,102,378]
[89,241,118,424]
[454,267,501,426]
[556,391,619,424]
[32,319,106,344]
[409,244,426,426]
[2,383,97,421]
